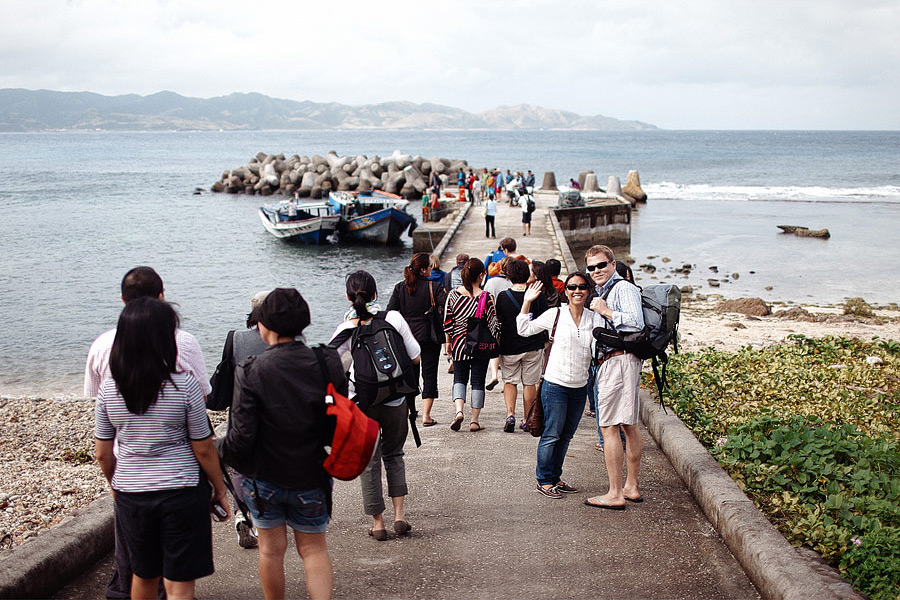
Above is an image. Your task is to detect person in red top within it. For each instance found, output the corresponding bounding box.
[546,259,566,294]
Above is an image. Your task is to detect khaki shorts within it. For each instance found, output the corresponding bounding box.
[500,349,544,386]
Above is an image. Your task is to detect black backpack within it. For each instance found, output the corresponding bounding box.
[526,197,536,213]
[330,312,418,409]
[593,281,681,410]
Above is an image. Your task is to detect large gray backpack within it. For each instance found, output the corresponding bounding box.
[593,282,681,408]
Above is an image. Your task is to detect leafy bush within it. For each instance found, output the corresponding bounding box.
[666,336,900,600]
[844,297,875,317]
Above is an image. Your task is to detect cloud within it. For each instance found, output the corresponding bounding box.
[1,0,898,128]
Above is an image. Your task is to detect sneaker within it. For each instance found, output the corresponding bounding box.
[536,483,563,499]
[504,416,516,433]
[236,518,258,549]
[555,481,579,494]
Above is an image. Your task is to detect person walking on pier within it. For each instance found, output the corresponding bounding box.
[444,258,500,432]
[219,288,342,599]
[94,297,228,600]
[484,194,497,238]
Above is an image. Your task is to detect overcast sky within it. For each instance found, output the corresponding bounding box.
[2,0,898,129]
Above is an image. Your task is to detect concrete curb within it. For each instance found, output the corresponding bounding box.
[640,394,862,600]
[547,207,579,276]
[0,495,113,599]
[432,202,471,262]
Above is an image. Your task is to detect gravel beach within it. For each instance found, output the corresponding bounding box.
[1,302,896,553]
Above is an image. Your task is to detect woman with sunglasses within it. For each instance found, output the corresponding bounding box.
[516,272,598,499]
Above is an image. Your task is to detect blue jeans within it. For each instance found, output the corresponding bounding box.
[452,359,489,409]
[536,380,586,486]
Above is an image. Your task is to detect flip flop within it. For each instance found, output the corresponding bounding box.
[469,421,484,432]
[583,497,626,510]
[423,419,438,427]
[393,520,411,535]
[485,378,500,391]
[450,411,464,431]
[625,495,644,503]
[368,528,388,541]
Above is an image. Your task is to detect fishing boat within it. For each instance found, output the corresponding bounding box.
[258,200,340,244]
[328,190,417,244]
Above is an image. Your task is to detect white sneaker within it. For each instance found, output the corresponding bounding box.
[235,517,258,549]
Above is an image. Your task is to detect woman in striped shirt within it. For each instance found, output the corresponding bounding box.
[443,258,501,432]
[94,297,229,600]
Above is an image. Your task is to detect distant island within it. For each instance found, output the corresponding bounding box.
[0,89,658,132]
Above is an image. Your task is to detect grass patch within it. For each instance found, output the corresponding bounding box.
[664,335,900,600]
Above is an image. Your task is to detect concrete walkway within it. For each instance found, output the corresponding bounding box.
[53,195,763,599]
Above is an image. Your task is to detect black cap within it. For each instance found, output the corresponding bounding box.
[256,288,310,336]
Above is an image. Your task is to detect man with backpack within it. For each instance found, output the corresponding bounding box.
[583,245,646,510]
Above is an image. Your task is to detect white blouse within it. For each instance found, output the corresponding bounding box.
[516,306,599,388]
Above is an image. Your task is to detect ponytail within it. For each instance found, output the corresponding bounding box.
[461,258,485,295]
[345,271,378,321]
[404,252,431,295]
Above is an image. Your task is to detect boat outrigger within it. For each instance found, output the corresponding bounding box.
[328,190,417,244]
[258,200,340,244]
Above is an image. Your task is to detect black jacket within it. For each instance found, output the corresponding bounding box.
[217,341,347,489]
[386,277,448,345]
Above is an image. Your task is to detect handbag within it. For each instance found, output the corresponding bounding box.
[525,308,561,437]
[424,282,444,345]
[465,292,500,358]
[206,330,236,411]
[312,346,380,481]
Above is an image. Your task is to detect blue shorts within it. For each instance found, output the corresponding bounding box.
[242,477,330,533]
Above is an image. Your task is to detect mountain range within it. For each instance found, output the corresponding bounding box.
[0,89,657,132]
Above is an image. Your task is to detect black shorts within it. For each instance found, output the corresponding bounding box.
[522,212,532,224]
[115,480,214,582]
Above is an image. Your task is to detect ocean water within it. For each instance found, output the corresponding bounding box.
[1,130,898,396]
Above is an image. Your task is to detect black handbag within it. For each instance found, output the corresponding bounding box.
[464,292,499,358]
[424,282,445,345]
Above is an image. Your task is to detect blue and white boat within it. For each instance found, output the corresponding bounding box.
[328,190,417,244]
[258,200,340,244]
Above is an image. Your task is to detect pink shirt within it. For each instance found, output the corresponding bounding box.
[83,327,211,398]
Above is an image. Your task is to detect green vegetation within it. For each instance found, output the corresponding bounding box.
[665,335,900,600]
[844,297,875,317]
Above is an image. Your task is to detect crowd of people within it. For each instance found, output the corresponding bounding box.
[84,237,646,599]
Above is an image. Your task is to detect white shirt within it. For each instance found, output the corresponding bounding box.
[516,306,600,388]
[329,310,421,405]
[485,198,497,216]
[483,275,512,300]
[84,327,211,398]
[596,274,644,332]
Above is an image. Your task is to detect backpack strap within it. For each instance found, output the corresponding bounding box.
[504,288,521,311]
[475,291,488,319]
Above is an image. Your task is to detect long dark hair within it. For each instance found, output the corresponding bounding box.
[403,252,431,295]
[346,270,378,321]
[461,258,485,294]
[109,297,179,415]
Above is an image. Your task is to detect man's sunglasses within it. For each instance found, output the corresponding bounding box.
[566,283,590,291]
[586,261,610,272]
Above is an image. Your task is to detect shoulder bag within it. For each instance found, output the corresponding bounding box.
[465,292,500,358]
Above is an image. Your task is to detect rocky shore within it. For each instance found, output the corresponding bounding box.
[1,304,896,553]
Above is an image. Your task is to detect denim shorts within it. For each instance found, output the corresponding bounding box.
[242,477,330,533]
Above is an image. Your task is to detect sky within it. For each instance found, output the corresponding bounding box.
[1,0,899,129]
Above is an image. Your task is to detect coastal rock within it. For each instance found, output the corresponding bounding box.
[622,170,647,202]
[542,171,558,191]
[606,176,623,197]
[578,170,593,190]
[777,225,831,239]
[715,297,771,317]
[582,173,600,192]
[774,306,820,322]
[707,279,720,287]
[640,263,656,274]
[844,297,874,317]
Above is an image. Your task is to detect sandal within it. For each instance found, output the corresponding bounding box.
[423,419,438,427]
[469,422,484,432]
[450,411,464,431]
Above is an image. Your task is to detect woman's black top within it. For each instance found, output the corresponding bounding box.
[386,276,448,344]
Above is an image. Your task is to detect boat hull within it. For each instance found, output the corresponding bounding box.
[258,207,340,244]
[339,208,415,244]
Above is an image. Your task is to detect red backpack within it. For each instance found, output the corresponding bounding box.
[313,346,379,481]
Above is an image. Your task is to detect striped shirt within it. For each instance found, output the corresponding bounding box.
[94,372,212,493]
[443,289,500,362]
